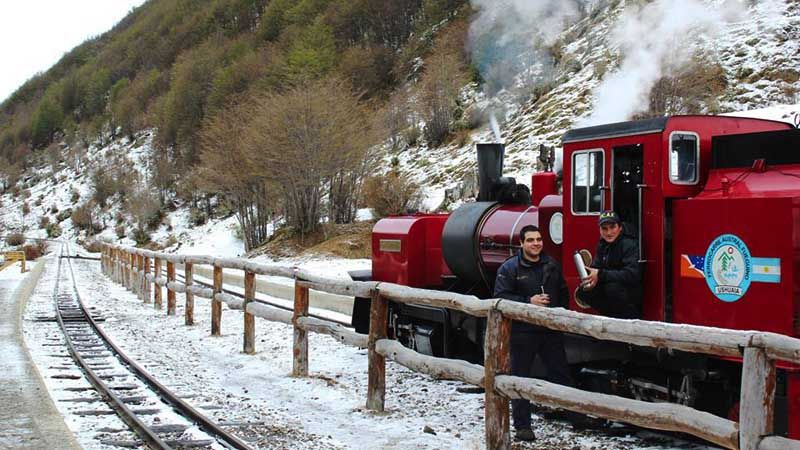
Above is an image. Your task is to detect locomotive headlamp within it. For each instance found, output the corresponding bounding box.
[549,212,563,244]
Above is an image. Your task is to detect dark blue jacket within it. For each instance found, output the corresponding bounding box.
[592,231,642,286]
[493,251,569,335]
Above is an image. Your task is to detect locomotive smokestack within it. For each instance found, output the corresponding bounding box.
[477,143,505,202]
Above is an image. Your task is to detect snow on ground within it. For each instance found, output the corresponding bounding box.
[169,215,245,258]
[0,261,27,284]
[22,254,718,450]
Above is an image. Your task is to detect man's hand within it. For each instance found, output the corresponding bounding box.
[581,268,599,290]
[530,293,550,306]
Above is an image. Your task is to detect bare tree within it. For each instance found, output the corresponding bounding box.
[126,182,160,244]
[384,90,411,151]
[198,103,274,252]
[244,78,380,234]
[362,169,421,218]
[418,19,469,147]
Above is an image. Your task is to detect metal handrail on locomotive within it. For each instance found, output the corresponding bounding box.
[351,115,800,438]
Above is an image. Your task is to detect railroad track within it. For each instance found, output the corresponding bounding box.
[53,243,254,450]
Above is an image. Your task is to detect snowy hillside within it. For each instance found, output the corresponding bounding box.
[393,0,800,201]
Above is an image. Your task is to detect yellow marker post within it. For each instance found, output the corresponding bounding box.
[2,251,26,273]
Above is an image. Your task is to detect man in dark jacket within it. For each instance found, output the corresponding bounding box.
[577,210,643,319]
[493,224,572,442]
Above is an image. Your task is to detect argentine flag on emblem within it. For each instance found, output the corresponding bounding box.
[751,257,781,283]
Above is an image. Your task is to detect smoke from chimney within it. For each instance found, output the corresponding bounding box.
[579,0,750,126]
[467,0,585,95]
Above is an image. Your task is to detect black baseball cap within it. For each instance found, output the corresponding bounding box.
[598,210,620,226]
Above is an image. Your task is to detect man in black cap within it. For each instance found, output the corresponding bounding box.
[576,210,643,319]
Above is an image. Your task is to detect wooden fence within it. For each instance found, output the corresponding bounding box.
[99,243,800,450]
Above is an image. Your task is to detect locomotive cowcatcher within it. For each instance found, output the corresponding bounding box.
[351,115,800,437]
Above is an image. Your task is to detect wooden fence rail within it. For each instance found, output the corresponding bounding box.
[98,243,800,450]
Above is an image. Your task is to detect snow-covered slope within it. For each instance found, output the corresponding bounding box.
[393,0,800,202]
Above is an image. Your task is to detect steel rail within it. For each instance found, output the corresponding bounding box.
[54,245,171,449]
[60,243,254,450]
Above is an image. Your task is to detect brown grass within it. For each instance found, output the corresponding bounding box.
[253,221,374,259]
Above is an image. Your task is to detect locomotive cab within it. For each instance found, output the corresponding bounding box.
[561,115,793,321]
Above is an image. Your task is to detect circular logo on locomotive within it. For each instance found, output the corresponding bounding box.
[703,234,752,302]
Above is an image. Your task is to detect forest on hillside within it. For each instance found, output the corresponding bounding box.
[0,0,488,249]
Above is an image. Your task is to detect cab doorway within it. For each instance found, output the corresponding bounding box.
[612,144,643,237]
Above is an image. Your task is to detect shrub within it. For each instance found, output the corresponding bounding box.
[147,208,164,230]
[131,228,151,245]
[402,124,421,147]
[71,189,80,203]
[71,203,96,231]
[163,234,178,248]
[449,129,471,148]
[39,216,50,228]
[83,240,103,253]
[45,222,62,238]
[50,204,59,214]
[5,233,25,246]
[115,225,126,239]
[189,207,207,226]
[56,209,72,222]
[21,202,30,215]
[362,171,421,218]
[22,242,47,260]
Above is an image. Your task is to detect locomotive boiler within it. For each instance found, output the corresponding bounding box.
[353,115,800,438]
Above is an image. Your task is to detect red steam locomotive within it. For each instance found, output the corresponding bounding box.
[353,115,800,437]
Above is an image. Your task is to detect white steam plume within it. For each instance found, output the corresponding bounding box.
[489,113,502,142]
[580,0,745,126]
[468,0,586,93]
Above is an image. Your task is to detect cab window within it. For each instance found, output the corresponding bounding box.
[670,132,699,184]
[572,150,604,214]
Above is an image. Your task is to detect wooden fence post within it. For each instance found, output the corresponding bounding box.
[119,250,124,284]
[117,250,122,286]
[138,254,145,300]
[122,251,128,289]
[134,254,141,298]
[112,249,117,282]
[121,251,127,288]
[125,252,131,290]
[185,262,194,326]
[484,307,512,450]
[211,265,222,336]
[128,252,134,290]
[167,261,176,315]
[243,271,256,354]
[293,279,310,376]
[740,346,776,450]
[143,256,151,304]
[366,288,388,411]
[154,257,162,309]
